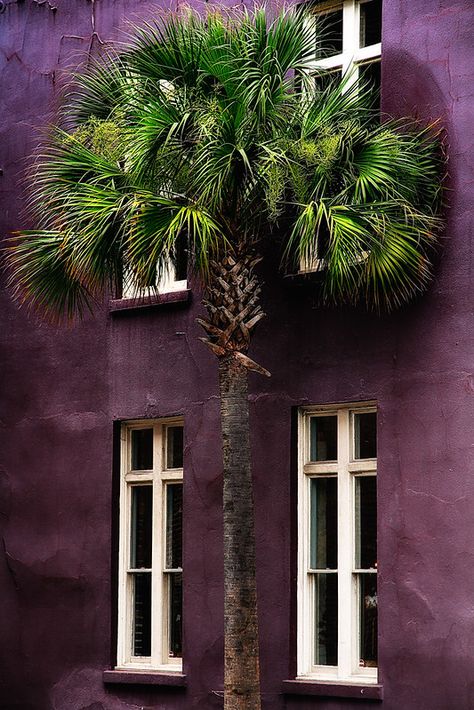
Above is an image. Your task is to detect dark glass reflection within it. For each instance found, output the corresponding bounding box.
[167,426,184,469]
[314,70,343,94]
[169,572,183,658]
[133,572,152,656]
[175,234,188,282]
[359,574,378,667]
[359,60,381,110]
[354,412,377,459]
[360,0,382,48]
[131,429,153,470]
[314,573,338,666]
[131,486,153,568]
[316,9,343,58]
[310,478,338,569]
[355,476,377,569]
[166,484,183,569]
[310,416,338,461]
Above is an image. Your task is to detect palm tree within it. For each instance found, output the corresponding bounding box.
[4,8,442,709]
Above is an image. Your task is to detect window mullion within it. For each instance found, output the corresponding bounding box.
[337,409,352,679]
[298,414,310,676]
[342,0,358,85]
[117,457,130,666]
[151,426,162,668]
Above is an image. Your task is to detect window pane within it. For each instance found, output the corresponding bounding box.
[359,60,381,110]
[313,573,338,666]
[175,234,188,282]
[167,426,184,469]
[359,0,382,48]
[313,69,343,94]
[316,9,343,58]
[359,573,377,667]
[166,483,183,569]
[130,486,153,569]
[354,412,377,459]
[132,572,152,656]
[310,416,338,461]
[131,428,153,470]
[310,478,337,569]
[168,572,183,658]
[355,476,377,569]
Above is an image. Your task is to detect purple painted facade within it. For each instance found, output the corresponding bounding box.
[1,1,473,708]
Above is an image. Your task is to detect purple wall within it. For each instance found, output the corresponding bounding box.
[1,1,474,708]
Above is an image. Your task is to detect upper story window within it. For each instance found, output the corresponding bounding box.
[116,419,184,671]
[121,239,188,299]
[297,403,378,683]
[308,0,382,98]
[298,0,381,275]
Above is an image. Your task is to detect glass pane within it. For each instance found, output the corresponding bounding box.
[132,572,152,656]
[175,234,188,282]
[167,426,184,469]
[314,70,343,94]
[310,478,337,569]
[130,486,153,569]
[360,0,382,48]
[310,416,338,461]
[359,60,381,110]
[166,484,183,569]
[359,573,377,667]
[168,572,183,658]
[131,428,153,470]
[313,573,338,666]
[355,476,377,569]
[316,9,343,58]
[354,412,377,459]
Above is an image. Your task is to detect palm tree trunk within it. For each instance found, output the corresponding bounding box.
[219,354,261,710]
[198,249,268,708]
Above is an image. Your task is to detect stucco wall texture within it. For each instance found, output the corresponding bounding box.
[1,0,474,708]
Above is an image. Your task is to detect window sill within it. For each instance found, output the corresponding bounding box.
[109,289,191,313]
[103,670,186,687]
[282,679,383,701]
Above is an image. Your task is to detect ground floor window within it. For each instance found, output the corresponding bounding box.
[297,403,377,682]
[116,419,184,671]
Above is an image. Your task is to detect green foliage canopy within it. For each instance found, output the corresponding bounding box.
[5,7,443,319]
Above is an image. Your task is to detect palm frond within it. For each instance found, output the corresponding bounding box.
[6,7,444,321]
[4,232,95,322]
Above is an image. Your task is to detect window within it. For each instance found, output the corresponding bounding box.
[297,404,377,682]
[298,0,381,275]
[308,0,382,96]
[121,240,188,299]
[117,420,184,671]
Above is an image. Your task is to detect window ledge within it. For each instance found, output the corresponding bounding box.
[282,679,383,701]
[103,670,186,687]
[110,289,191,313]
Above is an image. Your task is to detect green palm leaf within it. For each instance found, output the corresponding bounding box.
[4,6,443,317]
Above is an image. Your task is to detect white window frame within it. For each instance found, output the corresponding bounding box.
[297,402,378,683]
[116,418,184,672]
[307,0,381,90]
[299,0,382,274]
[121,259,187,299]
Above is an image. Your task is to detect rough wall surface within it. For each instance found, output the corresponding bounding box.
[1,0,474,708]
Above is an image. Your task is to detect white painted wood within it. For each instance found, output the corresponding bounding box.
[298,403,378,683]
[116,419,184,672]
[122,259,187,299]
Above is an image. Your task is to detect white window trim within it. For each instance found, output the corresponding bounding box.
[299,0,381,275]
[116,418,183,672]
[297,402,378,683]
[307,0,381,89]
[121,260,187,299]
